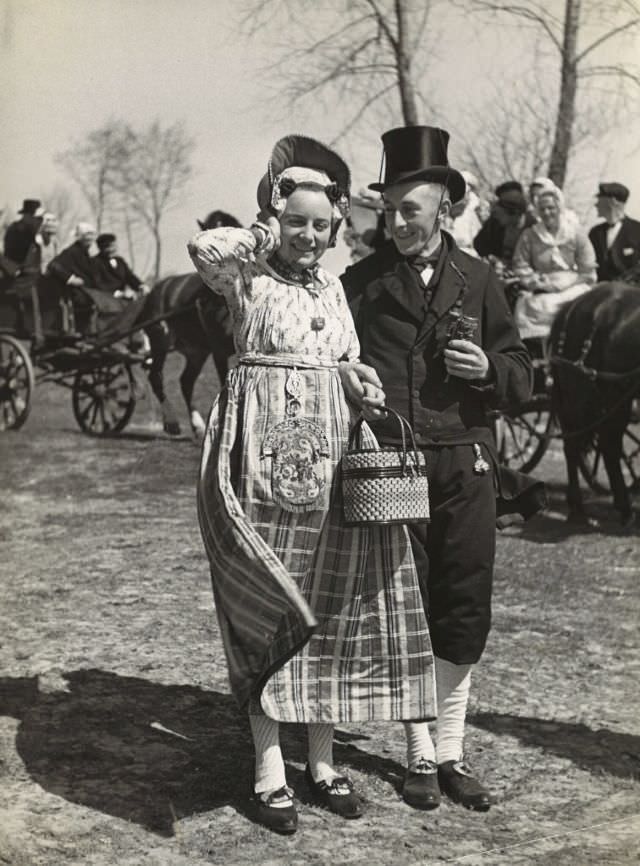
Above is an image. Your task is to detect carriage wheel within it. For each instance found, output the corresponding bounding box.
[0,334,35,431]
[72,362,136,435]
[492,402,555,474]
[578,425,640,493]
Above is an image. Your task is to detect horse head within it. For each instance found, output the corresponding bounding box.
[197,210,242,230]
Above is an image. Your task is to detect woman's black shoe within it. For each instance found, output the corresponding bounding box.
[305,764,363,819]
[251,785,298,834]
[402,758,441,810]
[438,760,492,811]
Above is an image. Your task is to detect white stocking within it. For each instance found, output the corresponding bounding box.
[307,722,336,783]
[434,657,472,764]
[249,713,287,794]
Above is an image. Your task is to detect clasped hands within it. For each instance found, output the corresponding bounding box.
[338,362,387,420]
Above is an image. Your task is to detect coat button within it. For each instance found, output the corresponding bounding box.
[412,389,420,397]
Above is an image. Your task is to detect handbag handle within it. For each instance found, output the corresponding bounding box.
[348,408,421,476]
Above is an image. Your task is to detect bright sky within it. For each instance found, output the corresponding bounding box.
[2,0,639,277]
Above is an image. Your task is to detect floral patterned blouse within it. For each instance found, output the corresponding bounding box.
[188,227,360,364]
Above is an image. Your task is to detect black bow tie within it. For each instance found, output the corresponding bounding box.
[408,249,441,270]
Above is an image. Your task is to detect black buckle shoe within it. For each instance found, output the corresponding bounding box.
[305,764,363,819]
[402,758,440,810]
[438,759,492,811]
[250,785,298,834]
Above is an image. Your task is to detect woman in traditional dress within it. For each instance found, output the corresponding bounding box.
[512,183,597,341]
[188,136,436,834]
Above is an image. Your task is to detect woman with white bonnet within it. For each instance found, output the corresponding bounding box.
[512,180,597,340]
[188,135,436,835]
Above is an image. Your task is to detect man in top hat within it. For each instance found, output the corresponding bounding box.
[92,233,149,297]
[588,182,640,281]
[340,126,542,814]
[473,181,534,266]
[3,199,44,269]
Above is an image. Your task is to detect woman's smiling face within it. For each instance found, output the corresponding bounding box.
[278,187,333,271]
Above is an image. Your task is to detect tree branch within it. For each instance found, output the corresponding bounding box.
[576,16,640,62]
[465,1,563,51]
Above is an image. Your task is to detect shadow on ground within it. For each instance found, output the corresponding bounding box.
[0,669,398,837]
[470,711,640,780]
[503,479,639,543]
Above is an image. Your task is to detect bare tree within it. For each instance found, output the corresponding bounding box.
[58,119,194,279]
[56,121,130,231]
[243,0,443,140]
[459,0,640,185]
[118,120,194,281]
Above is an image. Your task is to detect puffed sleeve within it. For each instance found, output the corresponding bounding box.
[187,227,261,303]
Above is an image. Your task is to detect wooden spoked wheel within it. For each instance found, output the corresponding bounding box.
[492,400,555,474]
[0,334,35,431]
[72,362,135,435]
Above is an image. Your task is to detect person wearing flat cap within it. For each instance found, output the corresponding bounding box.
[188,134,438,834]
[588,182,640,281]
[92,233,148,297]
[341,125,545,814]
[472,181,535,266]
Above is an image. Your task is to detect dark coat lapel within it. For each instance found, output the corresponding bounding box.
[417,242,469,343]
[590,222,607,267]
[367,257,426,323]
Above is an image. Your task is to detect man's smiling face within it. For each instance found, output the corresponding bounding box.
[383,181,449,256]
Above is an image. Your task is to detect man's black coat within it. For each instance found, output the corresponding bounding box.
[47,241,95,287]
[588,216,640,281]
[91,254,143,295]
[341,233,542,663]
[341,233,532,449]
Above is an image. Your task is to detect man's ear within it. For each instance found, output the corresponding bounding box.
[439,199,452,221]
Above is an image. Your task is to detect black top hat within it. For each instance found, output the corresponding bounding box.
[368,126,466,203]
[256,134,351,213]
[598,182,629,203]
[96,233,117,249]
[18,198,42,215]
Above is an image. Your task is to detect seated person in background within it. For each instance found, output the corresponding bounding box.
[47,222,97,288]
[36,212,59,273]
[446,169,484,257]
[3,199,44,270]
[473,181,534,268]
[528,177,579,231]
[512,185,596,341]
[92,233,149,297]
[588,182,640,281]
[45,222,97,333]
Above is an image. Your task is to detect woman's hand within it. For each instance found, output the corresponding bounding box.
[444,340,491,381]
[339,362,386,418]
[252,211,281,253]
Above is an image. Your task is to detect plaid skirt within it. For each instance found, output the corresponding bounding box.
[197,361,435,723]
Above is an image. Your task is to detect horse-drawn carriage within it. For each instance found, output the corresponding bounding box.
[0,274,149,435]
[493,275,640,523]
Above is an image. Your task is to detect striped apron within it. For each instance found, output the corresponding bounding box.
[197,353,436,723]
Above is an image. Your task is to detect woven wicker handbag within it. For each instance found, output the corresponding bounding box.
[341,408,430,526]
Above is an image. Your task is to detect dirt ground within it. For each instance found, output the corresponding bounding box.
[1,356,639,866]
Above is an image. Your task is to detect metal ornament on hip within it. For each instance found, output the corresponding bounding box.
[285,368,303,417]
[472,443,491,475]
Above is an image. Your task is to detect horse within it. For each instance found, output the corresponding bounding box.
[549,279,640,526]
[141,210,240,436]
